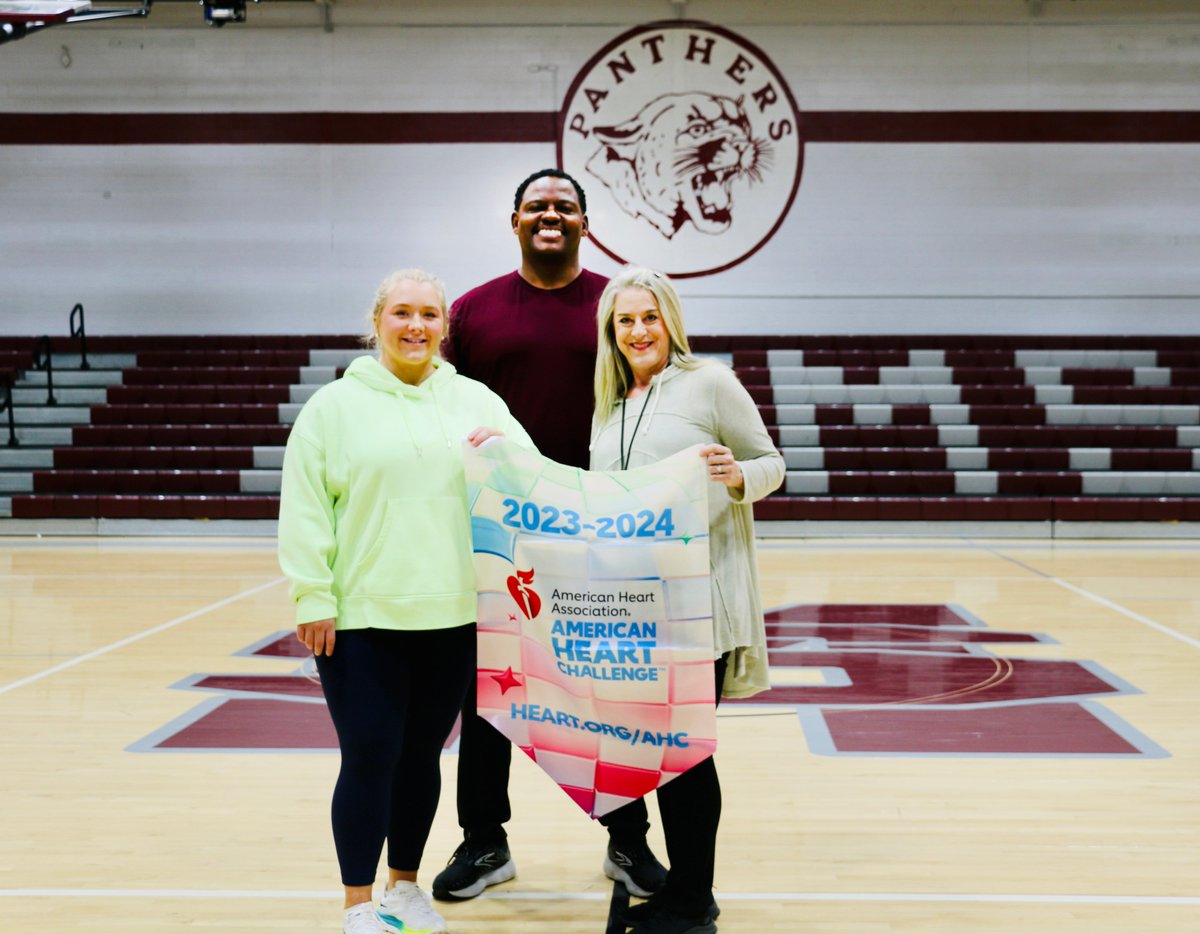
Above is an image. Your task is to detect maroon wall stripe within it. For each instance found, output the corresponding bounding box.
[0,111,558,145]
[1,110,1197,145]
[801,110,1200,143]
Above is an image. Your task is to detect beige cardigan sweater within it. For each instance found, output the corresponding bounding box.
[590,361,785,698]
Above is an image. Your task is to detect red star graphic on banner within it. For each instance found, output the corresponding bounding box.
[491,667,523,695]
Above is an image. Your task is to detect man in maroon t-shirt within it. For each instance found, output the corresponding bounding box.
[434,169,667,904]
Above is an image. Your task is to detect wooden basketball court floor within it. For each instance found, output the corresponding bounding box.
[1,534,1197,933]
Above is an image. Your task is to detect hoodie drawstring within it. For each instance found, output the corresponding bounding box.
[386,360,453,458]
[427,379,454,453]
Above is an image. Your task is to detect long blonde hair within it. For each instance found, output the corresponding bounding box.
[593,267,706,416]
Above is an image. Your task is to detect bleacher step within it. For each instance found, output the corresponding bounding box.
[252,447,285,469]
[240,470,282,493]
[300,366,340,385]
[0,449,55,469]
[0,473,33,493]
[308,350,369,368]
[9,428,73,446]
[11,406,92,426]
[12,387,106,405]
[44,353,136,369]
[19,369,124,388]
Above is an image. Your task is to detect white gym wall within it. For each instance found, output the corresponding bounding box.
[1,0,1197,336]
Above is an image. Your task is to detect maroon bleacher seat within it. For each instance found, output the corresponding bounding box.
[821,448,949,469]
[944,351,1017,367]
[76,425,290,446]
[135,350,311,367]
[824,472,956,495]
[107,385,291,405]
[53,446,256,469]
[122,366,302,386]
[959,386,1038,404]
[89,404,282,426]
[1110,449,1194,470]
[975,426,1178,447]
[733,366,771,383]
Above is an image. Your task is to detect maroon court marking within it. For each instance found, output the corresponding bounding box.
[735,603,1163,757]
[138,605,1163,757]
[822,703,1142,755]
[156,698,338,750]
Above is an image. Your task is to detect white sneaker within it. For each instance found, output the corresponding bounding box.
[379,880,449,934]
[343,901,388,934]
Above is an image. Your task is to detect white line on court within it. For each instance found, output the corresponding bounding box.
[0,576,286,696]
[1046,576,1200,651]
[0,889,1196,906]
[983,545,1200,651]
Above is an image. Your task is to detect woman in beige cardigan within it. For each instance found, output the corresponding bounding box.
[590,267,785,934]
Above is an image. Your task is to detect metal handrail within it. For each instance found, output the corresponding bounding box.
[69,302,90,370]
[0,373,16,447]
[32,335,57,406]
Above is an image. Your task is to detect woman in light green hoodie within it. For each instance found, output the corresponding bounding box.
[278,269,533,934]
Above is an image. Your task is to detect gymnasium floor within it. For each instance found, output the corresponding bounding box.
[0,535,1197,933]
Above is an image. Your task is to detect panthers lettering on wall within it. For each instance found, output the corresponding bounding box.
[558,20,804,278]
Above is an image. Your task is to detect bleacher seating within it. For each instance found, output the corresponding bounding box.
[0,335,351,522]
[687,336,1200,524]
[1,333,1198,528]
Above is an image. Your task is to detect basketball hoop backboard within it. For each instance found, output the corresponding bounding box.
[0,1,149,43]
[0,2,93,24]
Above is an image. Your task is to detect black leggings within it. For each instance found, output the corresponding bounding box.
[655,652,729,916]
[315,625,475,886]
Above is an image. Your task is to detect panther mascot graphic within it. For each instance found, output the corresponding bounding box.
[585,91,768,239]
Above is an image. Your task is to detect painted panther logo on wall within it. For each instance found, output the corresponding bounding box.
[559,20,803,278]
[586,91,767,238]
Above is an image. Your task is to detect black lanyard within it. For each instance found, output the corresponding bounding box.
[619,389,653,470]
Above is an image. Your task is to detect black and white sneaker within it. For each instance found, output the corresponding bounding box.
[602,838,668,898]
[431,838,517,901]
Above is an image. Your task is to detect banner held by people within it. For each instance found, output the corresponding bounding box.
[464,440,715,818]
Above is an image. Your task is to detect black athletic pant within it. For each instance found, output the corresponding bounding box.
[654,652,730,917]
[316,625,475,886]
[456,674,651,843]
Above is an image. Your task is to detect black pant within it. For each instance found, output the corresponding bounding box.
[316,625,476,886]
[654,652,729,917]
[455,675,651,842]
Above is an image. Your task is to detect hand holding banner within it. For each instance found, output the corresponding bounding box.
[464,440,716,818]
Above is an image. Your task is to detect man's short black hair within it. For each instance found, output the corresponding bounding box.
[513,168,587,214]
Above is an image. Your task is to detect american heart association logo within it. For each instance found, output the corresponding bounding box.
[506,568,542,619]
